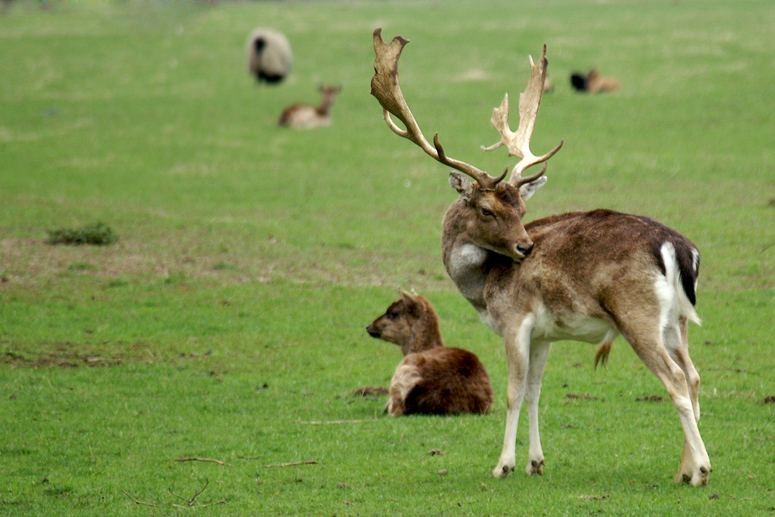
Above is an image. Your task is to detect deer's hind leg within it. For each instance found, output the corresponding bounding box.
[622,331,710,486]
[662,316,705,484]
[664,316,701,422]
[621,319,710,487]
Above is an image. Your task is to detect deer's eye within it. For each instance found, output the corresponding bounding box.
[388,311,401,320]
[480,208,494,218]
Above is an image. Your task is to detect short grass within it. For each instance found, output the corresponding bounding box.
[1,0,774,515]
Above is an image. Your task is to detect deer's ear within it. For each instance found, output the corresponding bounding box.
[519,175,547,201]
[449,172,474,201]
[398,289,421,317]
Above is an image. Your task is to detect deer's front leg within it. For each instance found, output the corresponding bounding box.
[525,340,551,476]
[493,316,534,478]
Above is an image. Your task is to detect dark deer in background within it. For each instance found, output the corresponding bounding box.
[367,290,493,416]
[570,68,620,93]
[371,29,709,486]
[278,85,342,129]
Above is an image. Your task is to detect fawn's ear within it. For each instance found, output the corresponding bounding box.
[398,288,422,318]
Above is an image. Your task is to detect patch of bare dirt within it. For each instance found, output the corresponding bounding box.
[2,351,122,369]
[566,392,600,401]
[636,395,666,402]
[352,386,389,397]
[0,237,451,290]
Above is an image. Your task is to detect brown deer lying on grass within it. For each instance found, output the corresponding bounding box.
[371,29,710,486]
[367,290,494,416]
[278,85,342,128]
[570,69,620,93]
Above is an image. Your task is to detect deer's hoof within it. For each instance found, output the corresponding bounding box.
[493,464,514,478]
[674,465,710,486]
[526,459,544,476]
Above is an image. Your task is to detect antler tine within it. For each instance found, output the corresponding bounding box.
[482,44,563,187]
[371,29,502,190]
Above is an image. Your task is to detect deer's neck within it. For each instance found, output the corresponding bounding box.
[316,98,335,117]
[404,318,444,355]
[442,204,513,326]
[443,239,517,336]
[443,241,488,305]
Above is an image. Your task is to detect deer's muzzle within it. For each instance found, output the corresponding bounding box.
[366,324,381,338]
[515,243,533,258]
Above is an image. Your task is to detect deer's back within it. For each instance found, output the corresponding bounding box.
[524,209,698,291]
[484,209,699,337]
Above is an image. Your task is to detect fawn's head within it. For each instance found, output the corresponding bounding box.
[366,290,442,355]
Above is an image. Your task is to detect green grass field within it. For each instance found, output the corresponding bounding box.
[1,0,773,515]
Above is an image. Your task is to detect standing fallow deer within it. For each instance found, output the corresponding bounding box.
[278,85,342,129]
[367,290,494,416]
[370,29,710,486]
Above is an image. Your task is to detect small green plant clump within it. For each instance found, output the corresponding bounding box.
[47,222,118,246]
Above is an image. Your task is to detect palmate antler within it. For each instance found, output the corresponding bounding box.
[370,29,506,190]
[482,44,563,186]
[370,29,562,190]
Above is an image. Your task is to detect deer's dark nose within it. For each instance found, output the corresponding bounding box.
[516,243,533,257]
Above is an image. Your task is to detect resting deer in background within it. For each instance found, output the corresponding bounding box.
[367,290,494,416]
[570,68,621,93]
[371,29,710,486]
[587,69,621,93]
[278,85,342,128]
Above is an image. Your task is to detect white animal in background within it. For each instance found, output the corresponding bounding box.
[246,28,292,84]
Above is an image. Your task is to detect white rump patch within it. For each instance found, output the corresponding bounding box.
[655,242,701,333]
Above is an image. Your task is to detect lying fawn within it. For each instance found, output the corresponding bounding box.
[278,85,342,129]
[367,290,494,416]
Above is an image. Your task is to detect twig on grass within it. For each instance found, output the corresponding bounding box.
[176,456,233,466]
[169,478,208,507]
[293,419,376,425]
[122,480,228,509]
[172,499,228,509]
[576,494,611,500]
[263,460,318,468]
[706,366,751,374]
[121,490,160,507]
[168,478,226,508]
